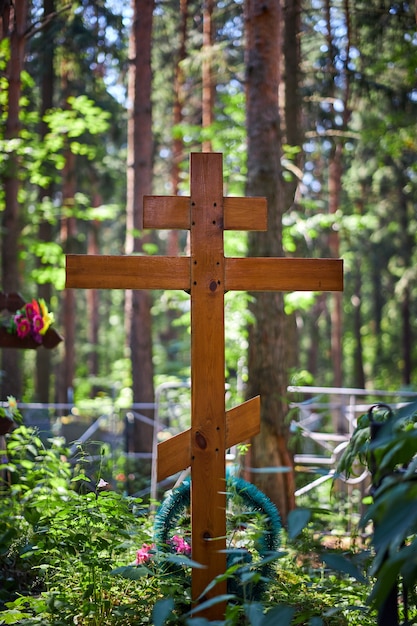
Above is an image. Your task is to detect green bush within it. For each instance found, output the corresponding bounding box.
[338,400,417,620]
[0,425,382,625]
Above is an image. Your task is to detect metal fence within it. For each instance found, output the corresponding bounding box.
[288,385,417,496]
[5,384,417,498]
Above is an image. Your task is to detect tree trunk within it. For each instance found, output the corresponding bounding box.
[170,0,188,254]
[307,293,327,379]
[35,0,55,403]
[0,1,28,400]
[352,260,365,389]
[326,0,352,392]
[328,142,343,390]
[397,172,413,386]
[126,0,155,454]
[202,0,214,152]
[87,219,100,395]
[244,0,296,523]
[58,147,76,405]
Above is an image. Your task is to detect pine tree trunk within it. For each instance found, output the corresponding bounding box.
[328,143,343,389]
[397,176,413,386]
[87,219,100,395]
[0,1,28,399]
[170,0,188,254]
[58,110,77,405]
[202,0,214,152]
[244,0,296,523]
[126,0,155,454]
[352,260,365,389]
[36,0,55,403]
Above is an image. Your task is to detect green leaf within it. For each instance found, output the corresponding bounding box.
[152,598,175,626]
[166,553,206,569]
[322,553,367,583]
[244,602,264,626]
[71,473,91,483]
[262,605,295,626]
[288,507,311,539]
[110,565,148,580]
[367,558,402,608]
[184,595,235,618]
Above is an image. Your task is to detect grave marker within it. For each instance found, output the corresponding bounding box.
[66,152,343,618]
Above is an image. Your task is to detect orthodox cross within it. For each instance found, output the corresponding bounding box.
[66,153,343,619]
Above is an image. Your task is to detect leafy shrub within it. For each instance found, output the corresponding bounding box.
[0,426,152,624]
[0,424,385,625]
[337,400,417,621]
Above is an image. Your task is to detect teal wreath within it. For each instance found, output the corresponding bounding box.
[153,474,281,600]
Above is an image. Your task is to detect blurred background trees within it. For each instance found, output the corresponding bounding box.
[0,0,416,516]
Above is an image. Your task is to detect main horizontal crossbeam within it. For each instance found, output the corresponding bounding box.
[66,255,343,292]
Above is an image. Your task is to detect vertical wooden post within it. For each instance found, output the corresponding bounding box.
[190,153,227,612]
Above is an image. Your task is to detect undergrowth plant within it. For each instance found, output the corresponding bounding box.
[337,400,417,624]
[0,426,153,624]
[0,424,385,625]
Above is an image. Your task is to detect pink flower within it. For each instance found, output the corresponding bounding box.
[15,316,31,338]
[136,543,155,565]
[24,299,40,321]
[170,535,191,556]
[32,314,44,334]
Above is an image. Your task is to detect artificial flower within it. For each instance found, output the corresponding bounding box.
[7,298,55,344]
[39,298,54,335]
[24,299,40,321]
[15,315,31,338]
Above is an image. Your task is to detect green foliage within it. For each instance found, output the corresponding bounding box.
[0,425,384,625]
[337,400,417,615]
[0,426,152,624]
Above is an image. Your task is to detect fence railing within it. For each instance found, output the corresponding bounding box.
[4,384,417,498]
[288,386,417,496]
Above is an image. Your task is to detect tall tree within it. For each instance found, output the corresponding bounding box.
[35,0,55,403]
[325,0,352,391]
[244,0,297,523]
[0,0,28,399]
[202,0,214,152]
[125,0,155,454]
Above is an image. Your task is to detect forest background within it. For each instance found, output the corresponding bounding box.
[0,0,416,521]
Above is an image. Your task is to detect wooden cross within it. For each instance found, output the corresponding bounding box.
[66,153,343,618]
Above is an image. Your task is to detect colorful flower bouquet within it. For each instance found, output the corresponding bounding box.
[9,298,54,344]
[0,293,62,350]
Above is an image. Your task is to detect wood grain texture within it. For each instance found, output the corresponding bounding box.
[144,195,267,231]
[224,197,267,230]
[225,257,343,292]
[66,255,190,290]
[157,396,261,481]
[189,153,227,613]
